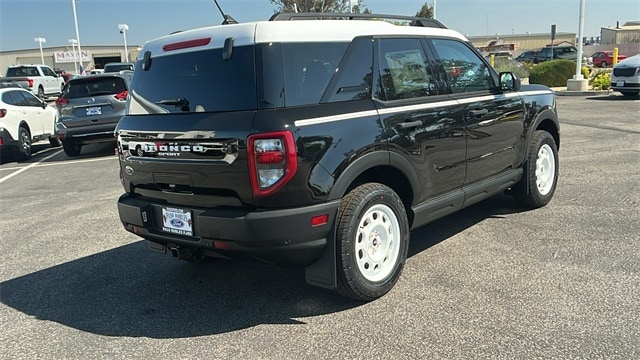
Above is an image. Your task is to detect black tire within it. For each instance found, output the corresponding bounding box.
[49,136,61,147]
[513,130,559,208]
[37,86,45,99]
[62,140,82,156]
[600,61,607,68]
[335,183,409,301]
[15,126,31,161]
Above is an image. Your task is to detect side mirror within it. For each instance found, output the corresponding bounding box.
[499,72,521,91]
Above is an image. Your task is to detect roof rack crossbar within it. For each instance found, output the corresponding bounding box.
[269,13,447,29]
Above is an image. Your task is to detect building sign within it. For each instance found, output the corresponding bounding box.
[54,51,90,63]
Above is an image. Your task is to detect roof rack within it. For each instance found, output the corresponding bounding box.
[269,13,447,29]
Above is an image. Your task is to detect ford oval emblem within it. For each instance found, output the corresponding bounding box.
[170,218,184,228]
[87,98,95,104]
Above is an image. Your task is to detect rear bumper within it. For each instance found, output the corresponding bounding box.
[0,128,18,149]
[117,193,339,266]
[56,120,118,145]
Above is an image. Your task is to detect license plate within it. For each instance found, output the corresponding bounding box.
[161,207,193,236]
[86,106,102,116]
[617,81,625,87]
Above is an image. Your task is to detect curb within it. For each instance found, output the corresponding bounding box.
[552,88,613,97]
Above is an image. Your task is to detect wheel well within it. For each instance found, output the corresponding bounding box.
[536,119,560,150]
[344,165,415,226]
[18,121,31,135]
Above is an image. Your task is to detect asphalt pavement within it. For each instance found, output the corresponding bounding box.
[0,94,638,359]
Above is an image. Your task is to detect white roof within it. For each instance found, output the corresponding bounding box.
[139,20,468,59]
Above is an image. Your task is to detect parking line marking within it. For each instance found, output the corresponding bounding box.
[0,150,63,184]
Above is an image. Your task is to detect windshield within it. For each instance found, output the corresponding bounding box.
[128,46,257,114]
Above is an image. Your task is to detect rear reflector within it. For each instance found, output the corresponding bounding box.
[311,214,329,227]
[163,37,211,52]
[0,109,6,118]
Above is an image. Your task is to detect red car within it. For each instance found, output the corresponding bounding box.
[590,51,627,67]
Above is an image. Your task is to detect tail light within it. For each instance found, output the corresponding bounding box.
[0,109,6,118]
[247,131,297,196]
[27,78,34,88]
[114,90,128,101]
[55,97,69,106]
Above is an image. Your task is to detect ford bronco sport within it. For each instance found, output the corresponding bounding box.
[115,13,560,301]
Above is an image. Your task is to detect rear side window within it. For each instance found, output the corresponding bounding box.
[377,38,437,101]
[281,42,349,107]
[130,46,256,113]
[63,77,127,99]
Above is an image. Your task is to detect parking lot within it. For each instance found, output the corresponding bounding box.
[1,95,638,359]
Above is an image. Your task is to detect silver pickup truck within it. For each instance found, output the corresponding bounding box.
[0,64,65,98]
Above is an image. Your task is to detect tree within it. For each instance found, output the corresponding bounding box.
[415,2,434,18]
[270,0,369,13]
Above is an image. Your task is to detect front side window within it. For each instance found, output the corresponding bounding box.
[431,39,493,94]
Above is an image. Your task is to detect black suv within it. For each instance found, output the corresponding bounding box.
[115,13,560,301]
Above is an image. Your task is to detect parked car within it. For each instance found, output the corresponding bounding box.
[611,54,640,97]
[589,51,628,68]
[103,62,135,73]
[535,45,578,63]
[0,64,65,99]
[115,12,560,301]
[515,50,540,63]
[0,86,60,160]
[55,72,132,156]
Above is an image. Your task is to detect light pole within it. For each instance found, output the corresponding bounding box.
[34,37,46,64]
[71,0,84,73]
[433,0,437,19]
[567,0,588,91]
[118,24,129,62]
[69,39,78,74]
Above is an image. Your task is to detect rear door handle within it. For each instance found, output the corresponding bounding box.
[396,120,423,129]
[469,109,489,117]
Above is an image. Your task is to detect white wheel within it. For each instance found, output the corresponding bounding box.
[336,183,409,301]
[354,203,401,282]
[513,130,559,208]
[535,144,556,196]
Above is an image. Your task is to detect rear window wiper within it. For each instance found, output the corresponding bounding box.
[155,97,190,111]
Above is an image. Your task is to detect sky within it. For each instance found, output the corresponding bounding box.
[0,0,638,52]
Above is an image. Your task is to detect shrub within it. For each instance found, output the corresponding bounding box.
[591,70,611,90]
[529,60,576,87]
[492,57,530,78]
[582,66,590,79]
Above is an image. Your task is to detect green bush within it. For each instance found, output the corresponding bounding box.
[582,66,590,79]
[492,57,530,78]
[590,70,611,90]
[529,60,576,87]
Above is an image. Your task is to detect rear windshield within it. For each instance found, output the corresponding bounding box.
[63,76,127,99]
[130,46,256,113]
[104,64,134,72]
[6,67,39,77]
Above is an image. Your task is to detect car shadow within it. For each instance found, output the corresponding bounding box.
[1,194,529,338]
[587,93,640,101]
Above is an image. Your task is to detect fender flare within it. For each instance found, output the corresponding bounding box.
[327,150,421,205]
